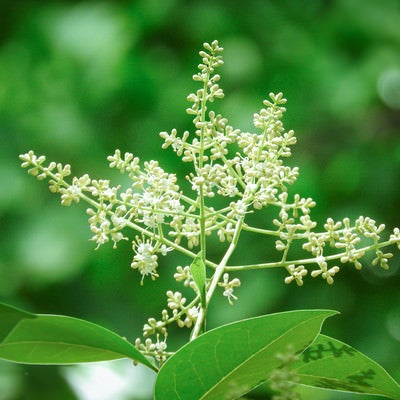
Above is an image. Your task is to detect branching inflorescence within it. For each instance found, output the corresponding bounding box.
[20,40,400,366]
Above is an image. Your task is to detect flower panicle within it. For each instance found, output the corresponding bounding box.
[282,215,396,286]
[19,40,400,365]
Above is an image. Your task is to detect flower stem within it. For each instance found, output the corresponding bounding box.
[190,216,244,340]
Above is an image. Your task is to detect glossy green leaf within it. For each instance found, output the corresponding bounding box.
[155,309,337,400]
[0,303,157,371]
[190,251,206,308]
[292,334,400,399]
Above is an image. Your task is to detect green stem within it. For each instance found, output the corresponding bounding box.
[189,60,213,339]
[198,77,209,265]
[224,239,396,271]
[190,216,244,340]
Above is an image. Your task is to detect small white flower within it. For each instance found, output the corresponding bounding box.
[131,239,159,283]
[218,273,241,304]
[159,244,172,256]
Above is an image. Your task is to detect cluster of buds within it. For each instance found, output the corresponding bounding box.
[135,334,168,365]
[166,291,199,329]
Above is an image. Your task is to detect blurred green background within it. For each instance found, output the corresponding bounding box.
[1,0,400,399]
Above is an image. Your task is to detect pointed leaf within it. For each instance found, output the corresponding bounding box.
[155,309,337,400]
[190,252,206,308]
[0,303,157,371]
[0,303,35,341]
[292,334,400,399]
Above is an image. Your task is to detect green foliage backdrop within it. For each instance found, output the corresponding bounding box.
[1,0,399,399]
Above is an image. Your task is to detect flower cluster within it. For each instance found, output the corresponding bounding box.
[131,237,172,283]
[19,40,400,366]
[135,335,168,364]
[19,150,184,279]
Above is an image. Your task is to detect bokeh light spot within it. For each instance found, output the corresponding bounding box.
[377,68,400,109]
[386,306,400,341]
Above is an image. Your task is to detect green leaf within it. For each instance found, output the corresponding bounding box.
[292,334,400,399]
[0,303,35,341]
[154,309,337,400]
[0,303,157,371]
[190,251,207,308]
